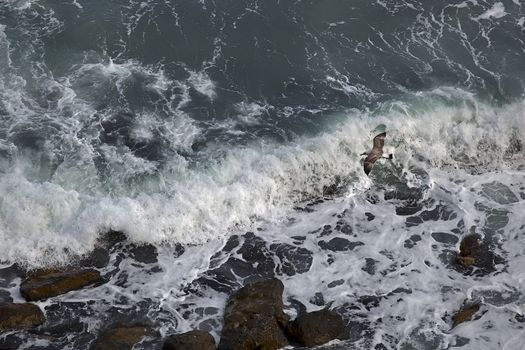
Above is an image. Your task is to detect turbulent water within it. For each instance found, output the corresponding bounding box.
[1,0,525,349]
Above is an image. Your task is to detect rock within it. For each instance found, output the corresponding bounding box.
[93,325,148,350]
[455,234,498,274]
[218,278,289,350]
[163,330,216,350]
[452,303,481,328]
[20,268,102,301]
[285,309,344,347]
[0,302,45,330]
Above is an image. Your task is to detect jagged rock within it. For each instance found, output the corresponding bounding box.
[218,278,289,350]
[163,330,216,350]
[93,325,148,350]
[0,302,45,330]
[20,268,102,301]
[452,303,481,328]
[455,234,498,274]
[285,309,344,347]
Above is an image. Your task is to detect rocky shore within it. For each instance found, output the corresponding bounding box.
[0,224,505,349]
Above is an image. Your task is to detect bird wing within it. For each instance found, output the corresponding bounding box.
[364,150,381,176]
[372,132,386,151]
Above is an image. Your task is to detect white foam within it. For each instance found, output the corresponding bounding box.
[188,70,216,99]
[1,88,524,267]
[474,2,507,20]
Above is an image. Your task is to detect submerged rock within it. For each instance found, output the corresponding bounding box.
[452,303,481,328]
[20,268,102,301]
[163,330,216,350]
[285,309,344,347]
[218,278,289,350]
[93,325,148,350]
[0,302,45,330]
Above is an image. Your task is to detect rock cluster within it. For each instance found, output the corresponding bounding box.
[160,279,345,350]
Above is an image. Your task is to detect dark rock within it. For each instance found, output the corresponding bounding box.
[163,330,216,350]
[93,325,148,350]
[0,302,45,330]
[455,234,499,274]
[218,278,289,350]
[319,237,364,252]
[20,268,103,301]
[285,309,344,347]
[365,212,375,221]
[452,303,481,328]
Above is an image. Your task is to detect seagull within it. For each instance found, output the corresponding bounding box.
[363,132,391,176]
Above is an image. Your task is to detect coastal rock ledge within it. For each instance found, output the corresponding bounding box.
[20,268,102,301]
[0,302,45,330]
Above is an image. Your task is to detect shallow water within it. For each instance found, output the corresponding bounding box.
[0,0,525,349]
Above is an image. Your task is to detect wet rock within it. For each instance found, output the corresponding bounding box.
[319,237,364,252]
[93,325,148,350]
[455,234,499,274]
[452,303,481,328]
[0,302,45,330]
[163,330,216,350]
[20,268,103,301]
[285,309,344,347]
[218,278,289,350]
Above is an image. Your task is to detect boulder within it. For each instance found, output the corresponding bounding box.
[286,309,344,347]
[456,234,498,274]
[452,303,481,328]
[0,302,45,330]
[20,268,102,301]
[163,330,216,350]
[218,278,289,350]
[93,325,148,350]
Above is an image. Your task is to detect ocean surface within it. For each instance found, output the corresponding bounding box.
[1,0,525,349]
